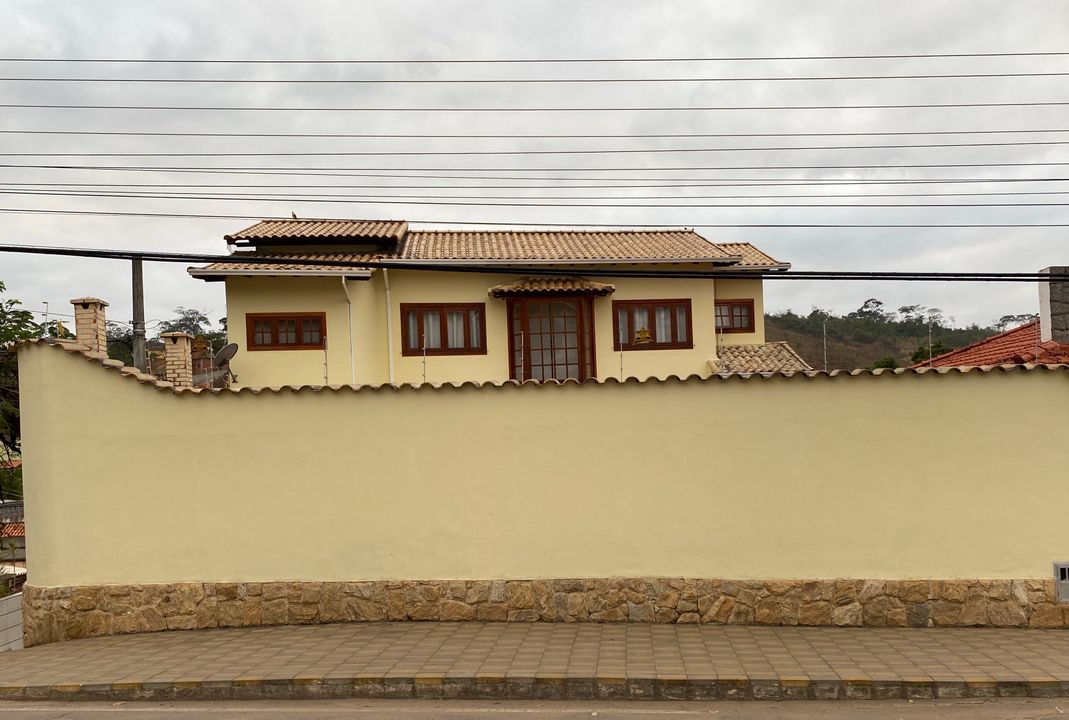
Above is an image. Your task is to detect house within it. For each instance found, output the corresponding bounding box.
[913,267,1069,368]
[189,219,810,387]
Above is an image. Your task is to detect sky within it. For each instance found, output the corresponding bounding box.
[1,0,1068,333]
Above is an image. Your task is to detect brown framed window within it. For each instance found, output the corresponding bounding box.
[401,303,487,356]
[246,313,326,350]
[715,299,755,333]
[507,296,596,382]
[613,299,693,351]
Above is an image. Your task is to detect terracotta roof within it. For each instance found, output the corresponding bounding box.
[912,319,1069,368]
[0,459,19,470]
[399,230,736,262]
[225,219,408,244]
[709,242,789,268]
[715,342,813,373]
[488,277,616,298]
[0,522,23,538]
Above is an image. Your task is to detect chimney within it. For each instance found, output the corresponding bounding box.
[69,297,109,356]
[1039,267,1069,345]
[160,332,193,388]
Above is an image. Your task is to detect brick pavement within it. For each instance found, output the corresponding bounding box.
[2,623,1069,701]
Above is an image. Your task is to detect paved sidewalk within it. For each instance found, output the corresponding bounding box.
[2,623,1069,701]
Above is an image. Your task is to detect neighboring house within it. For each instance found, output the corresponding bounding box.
[189,218,810,386]
[913,270,1069,368]
[0,522,24,564]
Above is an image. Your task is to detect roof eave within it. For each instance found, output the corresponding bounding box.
[187,267,375,281]
[383,257,743,266]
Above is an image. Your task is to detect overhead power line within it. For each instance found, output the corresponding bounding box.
[1,243,1067,283]
[3,128,1069,139]
[3,51,1069,63]
[5,160,1069,172]
[1,206,1068,228]
[8,188,1069,209]
[7,100,1069,112]
[5,164,1069,186]
[7,71,1069,83]
[8,138,1069,157]
[7,184,1069,199]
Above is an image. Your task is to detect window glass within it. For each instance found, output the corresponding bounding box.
[302,318,321,345]
[254,319,272,346]
[278,319,297,344]
[422,310,441,349]
[715,301,754,333]
[614,300,691,350]
[469,309,481,347]
[400,304,486,356]
[446,311,465,348]
[406,310,419,349]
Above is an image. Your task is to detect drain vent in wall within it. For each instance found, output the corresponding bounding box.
[1056,564,1069,602]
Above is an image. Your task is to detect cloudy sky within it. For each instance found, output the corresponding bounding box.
[2,0,1068,332]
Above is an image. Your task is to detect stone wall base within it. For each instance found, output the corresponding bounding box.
[23,578,1068,646]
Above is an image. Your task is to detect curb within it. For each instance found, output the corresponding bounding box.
[1,675,1068,701]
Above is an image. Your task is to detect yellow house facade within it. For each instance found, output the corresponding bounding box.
[189,219,809,387]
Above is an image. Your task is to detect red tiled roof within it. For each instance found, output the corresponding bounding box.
[0,459,19,470]
[0,523,23,538]
[912,320,1069,368]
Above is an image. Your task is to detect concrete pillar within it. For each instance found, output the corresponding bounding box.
[69,297,109,357]
[160,332,193,388]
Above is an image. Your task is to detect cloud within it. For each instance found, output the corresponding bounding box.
[1,0,1067,327]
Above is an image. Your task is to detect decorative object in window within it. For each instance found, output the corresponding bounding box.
[246,313,327,350]
[715,299,755,333]
[612,299,693,350]
[401,303,487,356]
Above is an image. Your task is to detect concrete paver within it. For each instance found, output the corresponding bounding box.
[1,623,1069,700]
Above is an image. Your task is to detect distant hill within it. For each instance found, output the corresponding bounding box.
[764,298,1034,370]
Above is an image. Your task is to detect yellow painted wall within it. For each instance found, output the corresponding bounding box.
[225,269,757,386]
[19,343,1069,587]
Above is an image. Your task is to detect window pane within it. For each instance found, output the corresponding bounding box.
[302,318,321,345]
[733,305,749,329]
[469,309,481,348]
[446,310,465,348]
[278,319,297,344]
[633,307,651,344]
[676,305,688,342]
[617,308,629,346]
[715,305,730,329]
[423,310,441,348]
[406,310,419,349]
[654,306,672,343]
[254,319,272,346]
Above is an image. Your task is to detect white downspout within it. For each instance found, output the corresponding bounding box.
[341,277,356,385]
[383,268,396,384]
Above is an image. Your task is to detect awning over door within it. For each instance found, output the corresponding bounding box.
[487,277,616,298]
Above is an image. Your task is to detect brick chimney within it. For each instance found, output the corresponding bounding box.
[69,297,108,356]
[1039,267,1069,345]
[160,332,193,388]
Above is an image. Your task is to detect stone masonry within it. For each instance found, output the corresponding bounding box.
[160,332,193,387]
[69,297,108,356]
[22,577,1069,647]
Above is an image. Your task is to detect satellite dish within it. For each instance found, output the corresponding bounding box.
[214,343,239,367]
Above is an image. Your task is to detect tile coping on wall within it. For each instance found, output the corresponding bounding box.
[22,577,1069,647]
[15,337,1069,396]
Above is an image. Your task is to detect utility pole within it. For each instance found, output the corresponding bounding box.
[131,259,147,371]
[822,319,828,372]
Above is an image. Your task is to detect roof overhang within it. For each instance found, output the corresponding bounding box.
[380,257,744,267]
[187,267,374,282]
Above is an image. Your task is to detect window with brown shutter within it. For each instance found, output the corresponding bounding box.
[245,313,326,350]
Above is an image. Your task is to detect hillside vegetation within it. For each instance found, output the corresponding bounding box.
[764,299,1034,370]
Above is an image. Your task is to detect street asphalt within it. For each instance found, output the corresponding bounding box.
[0,699,1067,719]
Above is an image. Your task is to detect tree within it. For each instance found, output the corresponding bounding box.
[0,281,43,464]
[870,356,899,369]
[158,307,212,337]
[995,313,1038,331]
[911,340,952,363]
[849,298,891,322]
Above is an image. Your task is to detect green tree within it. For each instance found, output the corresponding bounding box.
[158,307,212,337]
[911,340,952,364]
[870,356,899,369]
[0,281,44,466]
